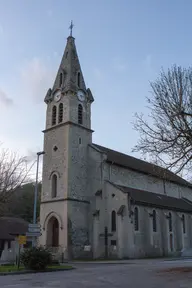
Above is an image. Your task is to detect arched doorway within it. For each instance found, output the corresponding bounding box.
[46,216,59,247]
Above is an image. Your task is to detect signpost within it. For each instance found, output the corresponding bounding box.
[15,225,41,270]
[26,224,41,241]
[18,235,27,245]
[28,224,41,233]
[17,235,27,269]
[26,232,41,237]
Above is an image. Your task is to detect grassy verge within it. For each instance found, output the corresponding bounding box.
[0,264,73,273]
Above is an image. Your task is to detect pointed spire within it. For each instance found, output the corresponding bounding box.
[51,22,86,95]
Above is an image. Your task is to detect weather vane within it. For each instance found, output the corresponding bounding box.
[69,20,74,37]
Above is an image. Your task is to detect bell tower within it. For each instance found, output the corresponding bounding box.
[39,23,94,258]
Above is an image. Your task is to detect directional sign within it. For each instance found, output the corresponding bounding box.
[26,232,41,237]
[18,235,27,245]
[28,224,41,228]
[28,227,41,233]
[28,224,41,233]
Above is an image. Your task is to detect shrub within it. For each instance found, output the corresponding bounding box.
[20,246,52,271]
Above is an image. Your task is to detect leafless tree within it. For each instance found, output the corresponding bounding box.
[133,65,192,176]
[0,147,34,214]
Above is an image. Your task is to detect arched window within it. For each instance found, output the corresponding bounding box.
[52,174,57,198]
[78,104,83,124]
[134,207,139,231]
[182,214,186,234]
[59,73,63,87]
[77,72,80,87]
[52,106,57,125]
[111,210,116,232]
[168,212,172,232]
[152,210,157,232]
[58,103,63,123]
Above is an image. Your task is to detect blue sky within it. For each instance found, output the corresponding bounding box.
[0,0,192,175]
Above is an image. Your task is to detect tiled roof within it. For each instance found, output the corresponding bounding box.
[93,144,192,187]
[0,217,28,240]
[118,185,192,213]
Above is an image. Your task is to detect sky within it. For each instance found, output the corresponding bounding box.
[0,0,192,178]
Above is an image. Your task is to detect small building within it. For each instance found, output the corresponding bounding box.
[0,217,29,262]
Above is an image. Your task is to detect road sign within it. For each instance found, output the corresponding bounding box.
[28,227,41,233]
[18,235,27,245]
[28,224,41,228]
[26,232,41,237]
[28,224,41,233]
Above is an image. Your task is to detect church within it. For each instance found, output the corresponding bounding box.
[39,27,192,260]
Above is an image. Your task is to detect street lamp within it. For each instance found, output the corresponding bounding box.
[32,151,45,247]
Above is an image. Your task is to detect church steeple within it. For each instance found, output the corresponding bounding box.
[44,23,87,104]
[44,23,95,104]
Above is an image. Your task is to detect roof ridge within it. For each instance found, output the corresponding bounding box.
[93,143,191,187]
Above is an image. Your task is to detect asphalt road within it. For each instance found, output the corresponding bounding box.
[1,259,192,287]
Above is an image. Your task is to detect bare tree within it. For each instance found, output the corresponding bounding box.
[0,147,34,214]
[133,65,192,176]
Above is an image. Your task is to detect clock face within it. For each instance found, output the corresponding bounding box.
[77,90,85,102]
[54,91,61,102]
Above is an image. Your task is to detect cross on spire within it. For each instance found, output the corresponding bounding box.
[69,20,74,37]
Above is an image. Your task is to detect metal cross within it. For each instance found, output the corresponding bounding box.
[69,20,74,37]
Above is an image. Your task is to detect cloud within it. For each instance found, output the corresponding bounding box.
[0,89,13,106]
[26,150,38,162]
[25,149,44,180]
[20,57,55,103]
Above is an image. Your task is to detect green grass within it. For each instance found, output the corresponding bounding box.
[0,265,25,272]
[0,264,73,273]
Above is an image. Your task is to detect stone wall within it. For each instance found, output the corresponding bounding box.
[68,200,91,259]
[42,125,69,201]
[95,181,192,259]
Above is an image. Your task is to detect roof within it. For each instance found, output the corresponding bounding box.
[0,217,29,240]
[117,184,192,213]
[45,36,87,104]
[93,144,192,188]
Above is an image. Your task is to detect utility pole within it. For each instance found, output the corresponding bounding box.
[32,151,45,247]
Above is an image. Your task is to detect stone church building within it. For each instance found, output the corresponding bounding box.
[39,30,192,259]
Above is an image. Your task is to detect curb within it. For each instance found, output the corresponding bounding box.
[0,267,75,276]
[69,261,134,265]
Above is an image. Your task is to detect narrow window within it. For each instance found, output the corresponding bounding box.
[58,103,63,123]
[111,240,116,246]
[134,207,139,231]
[169,212,172,232]
[152,210,157,232]
[77,72,80,87]
[78,104,83,124]
[59,73,63,87]
[182,214,186,234]
[111,210,116,232]
[79,137,82,144]
[52,174,57,198]
[65,51,68,58]
[52,106,57,125]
